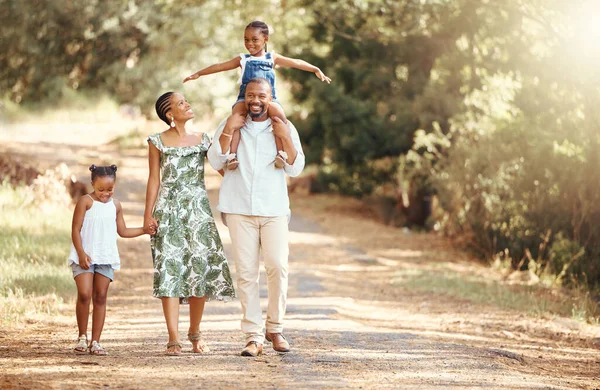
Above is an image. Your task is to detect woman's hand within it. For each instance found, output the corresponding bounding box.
[144,217,159,236]
[314,69,331,84]
[183,73,200,83]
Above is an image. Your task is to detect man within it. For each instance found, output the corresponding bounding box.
[207,77,305,356]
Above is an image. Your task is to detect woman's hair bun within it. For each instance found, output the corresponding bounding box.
[110,164,118,172]
[89,164,97,172]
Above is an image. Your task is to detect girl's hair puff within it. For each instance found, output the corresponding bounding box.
[246,21,270,51]
[155,92,174,126]
[89,164,117,182]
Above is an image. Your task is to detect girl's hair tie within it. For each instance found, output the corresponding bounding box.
[89,164,117,182]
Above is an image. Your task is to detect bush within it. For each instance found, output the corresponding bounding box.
[406,111,600,290]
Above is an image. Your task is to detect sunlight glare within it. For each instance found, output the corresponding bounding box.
[570,2,600,57]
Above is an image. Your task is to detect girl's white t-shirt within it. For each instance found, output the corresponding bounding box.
[68,196,121,270]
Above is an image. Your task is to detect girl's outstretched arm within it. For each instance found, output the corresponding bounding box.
[183,56,242,83]
[273,54,331,83]
[114,199,145,238]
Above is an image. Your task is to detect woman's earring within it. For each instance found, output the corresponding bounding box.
[170,117,175,127]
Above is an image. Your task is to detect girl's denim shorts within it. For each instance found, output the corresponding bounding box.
[71,263,114,281]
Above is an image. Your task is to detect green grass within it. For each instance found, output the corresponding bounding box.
[394,266,599,323]
[0,182,75,323]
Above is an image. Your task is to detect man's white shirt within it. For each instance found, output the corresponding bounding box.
[207,117,305,217]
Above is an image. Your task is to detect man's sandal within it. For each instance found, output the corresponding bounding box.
[165,340,183,356]
[226,154,239,170]
[89,340,107,356]
[73,335,88,354]
[188,332,210,353]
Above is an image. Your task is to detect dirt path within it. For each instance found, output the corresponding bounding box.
[0,141,599,389]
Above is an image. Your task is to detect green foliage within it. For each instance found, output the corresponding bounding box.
[286,1,437,195]
[1,0,160,103]
[401,1,600,289]
[548,233,585,283]
[0,0,318,116]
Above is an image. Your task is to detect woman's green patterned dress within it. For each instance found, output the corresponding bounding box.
[148,133,235,302]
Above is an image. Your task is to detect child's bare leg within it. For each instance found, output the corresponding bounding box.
[74,273,93,352]
[73,272,94,354]
[224,102,246,170]
[90,273,111,346]
[268,103,287,168]
[275,135,283,158]
[231,129,241,155]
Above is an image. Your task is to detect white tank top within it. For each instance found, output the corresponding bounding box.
[68,195,121,270]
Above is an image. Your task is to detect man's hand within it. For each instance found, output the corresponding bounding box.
[272,117,291,140]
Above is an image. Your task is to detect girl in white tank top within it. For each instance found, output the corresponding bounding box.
[69,164,152,356]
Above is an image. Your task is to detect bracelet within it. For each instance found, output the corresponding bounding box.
[221,132,232,138]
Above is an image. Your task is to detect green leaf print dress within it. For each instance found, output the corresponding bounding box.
[148,133,235,302]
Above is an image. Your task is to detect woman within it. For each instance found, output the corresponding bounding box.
[144,92,235,355]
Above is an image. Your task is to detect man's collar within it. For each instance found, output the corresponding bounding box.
[245,115,271,125]
[244,116,272,130]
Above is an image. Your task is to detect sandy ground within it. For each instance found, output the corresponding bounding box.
[0,139,599,390]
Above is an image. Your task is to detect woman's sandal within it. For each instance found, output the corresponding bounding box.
[188,332,210,353]
[226,154,239,170]
[165,340,183,356]
[73,335,88,355]
[89,340,107,356]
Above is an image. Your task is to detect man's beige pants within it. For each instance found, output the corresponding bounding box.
[226,214,289,344]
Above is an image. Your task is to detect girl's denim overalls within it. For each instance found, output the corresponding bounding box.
[237,52,278,102]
